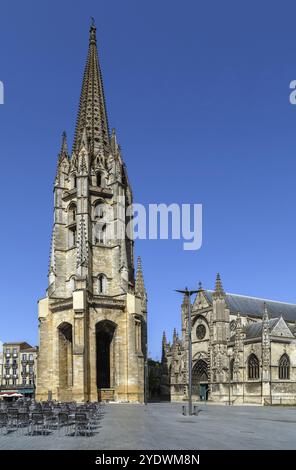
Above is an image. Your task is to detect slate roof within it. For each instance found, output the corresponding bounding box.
[2,342,32,349]
[244,318,279,339]
[203,291,296,322]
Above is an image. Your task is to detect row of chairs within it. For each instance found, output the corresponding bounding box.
[0,400,104,437]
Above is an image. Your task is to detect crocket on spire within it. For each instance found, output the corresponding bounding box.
[72,19,110,158]
[59,131,68,157]
[135,256,146,298]
[213,272,225,298]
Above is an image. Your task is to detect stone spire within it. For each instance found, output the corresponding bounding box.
[59,131,68,157]
[173,328,177,344]
[213,272,225,298]
[72,20,110,158]
[55,132,70,188]
[162,331,167,347]
[135,256,146,298]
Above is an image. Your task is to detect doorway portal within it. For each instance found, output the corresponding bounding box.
[192,359,208,400]
[58,322,73,389]
[96,320,116,389]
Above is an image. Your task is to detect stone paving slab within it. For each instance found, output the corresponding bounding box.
[0,403,295,450]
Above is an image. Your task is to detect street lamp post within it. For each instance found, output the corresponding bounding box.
[144,350,148,406]
[175,288,199,416]
[228,350,232,406]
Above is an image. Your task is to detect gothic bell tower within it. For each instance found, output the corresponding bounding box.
[36,22,147,403]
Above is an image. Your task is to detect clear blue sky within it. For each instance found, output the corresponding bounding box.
[1,0,296,359]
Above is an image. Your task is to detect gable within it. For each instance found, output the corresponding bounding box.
[192,291,212,311]
[270,317,294,339]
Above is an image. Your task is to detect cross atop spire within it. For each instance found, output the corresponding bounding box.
[72,22,110,158]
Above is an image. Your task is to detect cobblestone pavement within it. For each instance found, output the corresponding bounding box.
[0,403,295,450]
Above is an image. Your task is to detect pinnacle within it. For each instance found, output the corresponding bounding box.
[135,256,146,298]
[59,131,68,157]
[214,273,224,295]
[263,302,269,321]
[137,256,142,271]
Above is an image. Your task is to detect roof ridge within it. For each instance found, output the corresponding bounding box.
[206,290,296,307]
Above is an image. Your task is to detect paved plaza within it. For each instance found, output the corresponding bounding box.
[0,403,296,450]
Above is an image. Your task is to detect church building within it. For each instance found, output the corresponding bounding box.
[36,23,147,403]
[161,274,296,404]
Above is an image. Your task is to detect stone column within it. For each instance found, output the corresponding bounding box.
[72,289,88,402]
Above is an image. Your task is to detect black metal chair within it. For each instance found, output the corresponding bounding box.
[43,410,56,434]
[17,412,31,436]
[74,412,91,436]
[57,412,71,436]
[30,412,45,435]
[7,409,18,434]
[0,413,8,435]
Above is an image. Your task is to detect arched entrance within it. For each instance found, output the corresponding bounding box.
[192,359,208,401]
[58,322,73,389]
[96,320,117,400]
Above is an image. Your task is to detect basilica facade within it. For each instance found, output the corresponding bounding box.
[36,24,147,403]
[161,274,296,404]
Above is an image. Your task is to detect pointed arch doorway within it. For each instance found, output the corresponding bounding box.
[96,320,117,401]
[192,359,209,401]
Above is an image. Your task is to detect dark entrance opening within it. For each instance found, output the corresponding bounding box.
[96,320,116,389]
[192,359,209,401]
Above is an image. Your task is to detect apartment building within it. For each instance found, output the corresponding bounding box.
[0,342,37,398]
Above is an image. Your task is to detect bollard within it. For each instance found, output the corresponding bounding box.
[182,405,187,416]
[193,405,198,416]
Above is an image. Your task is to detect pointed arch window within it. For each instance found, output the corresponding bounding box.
[96,224,106,244]
[279,353,290,380]
[71,174,77,189]
[96,172,101,187]
[248,353,260,379]
[69,226,77,248]
[68,203,77,224]
[94,202,105,220]
[230,358,235,380]
[69,276,76,293]
[98,274,107,295]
